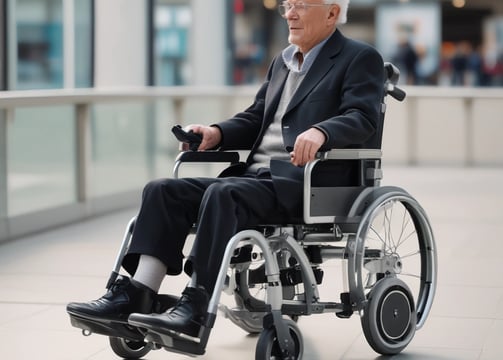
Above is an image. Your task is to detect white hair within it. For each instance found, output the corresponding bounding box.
[325,0,350,24]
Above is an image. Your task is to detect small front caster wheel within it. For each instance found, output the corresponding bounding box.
[361,277,416,355]
[255,319,303,359]
[109,336,152,359]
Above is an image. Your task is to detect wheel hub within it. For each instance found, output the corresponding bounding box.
[364,254,402,275]
[380,290,411,340]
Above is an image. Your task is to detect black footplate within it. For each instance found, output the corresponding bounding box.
[68,293,180,339]
[69,313,145,341]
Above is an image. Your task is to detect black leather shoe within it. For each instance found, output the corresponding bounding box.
[66,276,156,322]
[128,286,209,338]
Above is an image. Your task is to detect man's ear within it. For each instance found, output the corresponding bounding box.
[328,4,340,25]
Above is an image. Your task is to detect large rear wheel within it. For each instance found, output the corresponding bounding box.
[349,190,436,335]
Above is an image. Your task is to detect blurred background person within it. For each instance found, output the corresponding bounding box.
[392,37,419,85]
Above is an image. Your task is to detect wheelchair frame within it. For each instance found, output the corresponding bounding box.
[70,63,437,359]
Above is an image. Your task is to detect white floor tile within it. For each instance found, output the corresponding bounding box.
[2,167,503,359]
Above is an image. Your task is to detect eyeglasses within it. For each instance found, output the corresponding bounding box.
[278,2,331,17]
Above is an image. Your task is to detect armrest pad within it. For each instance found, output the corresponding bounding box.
[317,149,382,160]
[173,151,241,179]
[175,151,240,164]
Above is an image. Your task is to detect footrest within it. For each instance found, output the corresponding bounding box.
[142,328,207,356]
[69,313,145,341]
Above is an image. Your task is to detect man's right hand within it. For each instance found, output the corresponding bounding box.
[182,125,222,151]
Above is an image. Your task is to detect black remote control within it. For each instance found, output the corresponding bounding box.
[171,125,202,151]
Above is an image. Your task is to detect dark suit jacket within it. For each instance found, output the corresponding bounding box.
[215,29,384,216]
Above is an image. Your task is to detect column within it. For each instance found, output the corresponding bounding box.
[190,0,228,85]
[94,0,148,86]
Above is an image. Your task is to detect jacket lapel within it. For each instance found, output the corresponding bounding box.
[263,58,289,125]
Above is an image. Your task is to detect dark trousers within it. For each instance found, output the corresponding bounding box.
[122,175,287,295]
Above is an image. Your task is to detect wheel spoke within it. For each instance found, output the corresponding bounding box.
[396,229,417,250]
[392,207,409,251]
[370,226,387,248]
[400,249,421,259]
[385,204,396,251]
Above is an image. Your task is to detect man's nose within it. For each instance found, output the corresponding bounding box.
[285,7,298,19]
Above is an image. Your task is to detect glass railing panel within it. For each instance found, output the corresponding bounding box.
[7,106,76,216]
[155,97,240,178]
[183,97,227,126]
[151,98,179,177]
[89,102,154,197]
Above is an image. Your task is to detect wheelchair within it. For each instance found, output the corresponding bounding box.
[68,62,437,359]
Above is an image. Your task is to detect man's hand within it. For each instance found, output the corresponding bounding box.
[182,125,222,151]
[290,127,326,166]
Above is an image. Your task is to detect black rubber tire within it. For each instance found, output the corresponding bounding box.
[109,336,152,359]
[361,277,416,355]
[255,319,303,360]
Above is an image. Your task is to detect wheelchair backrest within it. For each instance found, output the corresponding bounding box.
[302,63,405,224]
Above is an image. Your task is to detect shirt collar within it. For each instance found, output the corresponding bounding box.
[281,34,332,74]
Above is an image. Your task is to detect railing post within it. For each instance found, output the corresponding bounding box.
[0,108,8,218]
[145,101,156,180]
[464,97,474,166]
[173,97,184,125]
[75,103,90,202]
[63,0,75,88]
[407,96,418,166]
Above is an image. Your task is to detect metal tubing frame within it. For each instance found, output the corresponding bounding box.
[207,229,296,355]
[112,216,137,274]
[106,216,137,289]
[208,229,282,315]
[281,233,321,307]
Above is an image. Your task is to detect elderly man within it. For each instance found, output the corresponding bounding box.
[67,0,384,339]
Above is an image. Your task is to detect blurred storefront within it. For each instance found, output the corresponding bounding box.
[225,0,503,86]
[179,0,503,87]
[1,0,503,90]
[3,0,93,90]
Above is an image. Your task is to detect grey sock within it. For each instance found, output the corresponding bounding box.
[132,254,167,293]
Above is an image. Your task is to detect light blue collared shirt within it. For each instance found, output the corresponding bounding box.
[281,34,332,74]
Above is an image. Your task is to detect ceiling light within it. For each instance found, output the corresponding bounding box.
[452,0,466,8]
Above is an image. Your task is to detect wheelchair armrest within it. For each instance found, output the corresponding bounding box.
[316,148,382,160]
[175,150,240,163]
[304,149,383,224]
[173,151,241,178]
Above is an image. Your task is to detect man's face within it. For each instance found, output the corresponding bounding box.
[283,1,340,54]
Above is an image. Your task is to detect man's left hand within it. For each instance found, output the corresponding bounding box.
[290,128,327,166]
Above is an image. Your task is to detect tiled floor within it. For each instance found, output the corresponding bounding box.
[1,166,503,360]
